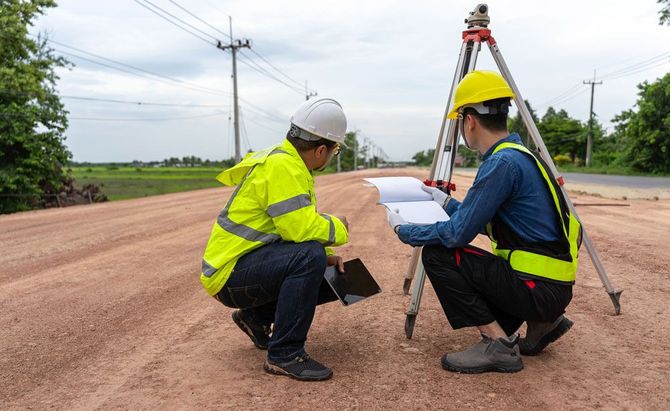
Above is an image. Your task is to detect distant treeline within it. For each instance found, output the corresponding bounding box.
[71,156,237,169]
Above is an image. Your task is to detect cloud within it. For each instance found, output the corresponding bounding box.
[34,0,669,162]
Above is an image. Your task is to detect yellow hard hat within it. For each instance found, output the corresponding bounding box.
[447,70,515,119]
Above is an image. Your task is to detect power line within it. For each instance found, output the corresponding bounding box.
[134,0,308,96]
[166,0,231,40]
[248,48,314,92]
[61,95,229,108]
[599,51,670,80]
[238,97,286,123]
[69,111,227,122]
[536,82,582,109]
[55,48,228,97]
[604,59,669,81]
[240,108,285,134]
[237,51,305,95]
[48,40,230,97]
[134,0,218,45]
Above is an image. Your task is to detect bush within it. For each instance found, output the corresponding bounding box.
[134,167,143,172]
[553,154,572,166]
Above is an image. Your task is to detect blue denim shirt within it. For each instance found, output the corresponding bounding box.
[397,133,561,247]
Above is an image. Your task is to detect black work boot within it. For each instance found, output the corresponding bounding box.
[441,334,523,374]
[263,353,333,381]
[232,310,271,350]
[519,315,573,356]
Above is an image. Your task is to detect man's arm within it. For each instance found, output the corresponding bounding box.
[397,156,517,248]
[262,160,348,247]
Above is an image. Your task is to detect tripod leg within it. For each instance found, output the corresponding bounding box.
[402,248,421,295]
[405,254,427,339]
[487,40,622,315]
[402,37,483,336]
[402,40,470,293]
[582,229,623,314]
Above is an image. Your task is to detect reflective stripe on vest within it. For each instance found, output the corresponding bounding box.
[320,213,336,246]
[486,142,581,284]
[201,149,286,278]
[266,194,312,217]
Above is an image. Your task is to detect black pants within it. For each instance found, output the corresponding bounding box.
[421,244,573,336]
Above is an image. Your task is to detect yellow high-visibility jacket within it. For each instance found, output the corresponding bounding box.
[200,138,349,296]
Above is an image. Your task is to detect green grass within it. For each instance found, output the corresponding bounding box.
[71,166,223,201]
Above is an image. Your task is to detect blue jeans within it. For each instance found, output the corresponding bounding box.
[216,241,337,362]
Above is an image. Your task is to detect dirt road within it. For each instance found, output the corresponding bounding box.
[1,168,668,410]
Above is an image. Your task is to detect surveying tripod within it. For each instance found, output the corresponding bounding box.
[402,3,623,339]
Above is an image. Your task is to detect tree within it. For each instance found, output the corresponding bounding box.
[659,0,670,25]
[0,0,71,214]
[412,149,435,167]
[458,145,480,167]
[611,73,670,174]
[507,99,540,148]
[337,131,364,171]
[537,107,588,162]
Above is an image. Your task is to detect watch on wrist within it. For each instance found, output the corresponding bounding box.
[443,195,452,209]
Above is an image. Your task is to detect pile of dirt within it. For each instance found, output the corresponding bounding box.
[43,181,108,208]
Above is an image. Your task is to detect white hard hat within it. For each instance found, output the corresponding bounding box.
[290,97,347,146]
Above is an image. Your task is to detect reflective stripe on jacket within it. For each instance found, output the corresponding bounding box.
[486,142,582,284]
[200,138,349,295]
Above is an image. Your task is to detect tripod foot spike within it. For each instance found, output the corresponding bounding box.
[402,278,412,296]
[609,289,623,315]
[405,314,416,339]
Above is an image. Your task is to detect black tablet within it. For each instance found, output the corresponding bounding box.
[323,258,382,306]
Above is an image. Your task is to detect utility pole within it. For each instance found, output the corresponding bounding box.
[353,137,358,170]
[305,80,317,101]
[217,17,251,163]
[583,71,602,167]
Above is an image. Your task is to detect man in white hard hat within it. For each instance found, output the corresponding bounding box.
[200,98,350,381]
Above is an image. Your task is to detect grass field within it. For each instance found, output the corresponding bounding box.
[71,166,223,201]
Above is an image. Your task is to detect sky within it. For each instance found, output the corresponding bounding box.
[32,0,669,162]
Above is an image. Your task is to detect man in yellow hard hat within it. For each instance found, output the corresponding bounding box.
[387,70,580,373]
[200,98,350,381]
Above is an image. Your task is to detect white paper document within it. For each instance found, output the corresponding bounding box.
[364,177,450,225]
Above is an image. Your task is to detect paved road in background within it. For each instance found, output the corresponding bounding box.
[561,172,670,189]
[457,168,670,189]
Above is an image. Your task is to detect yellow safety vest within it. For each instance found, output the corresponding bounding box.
[200,138,349,295]
[486,142,582,284]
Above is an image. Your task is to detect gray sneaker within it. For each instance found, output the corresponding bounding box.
[441,334,523,374]
[519,315,573,356]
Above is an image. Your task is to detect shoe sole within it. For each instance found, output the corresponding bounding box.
[232,311,268,350]
[520,317,574,356]
[263,360,333,382]
[441,360,523,374]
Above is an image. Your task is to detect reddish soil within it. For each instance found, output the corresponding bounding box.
[1,168,668,410]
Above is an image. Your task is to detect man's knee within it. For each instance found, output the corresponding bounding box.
[422,245,457,271]
[300,240,327,272]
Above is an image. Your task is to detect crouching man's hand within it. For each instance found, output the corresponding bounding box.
[327,255,345,273]
[335,215,349,231]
